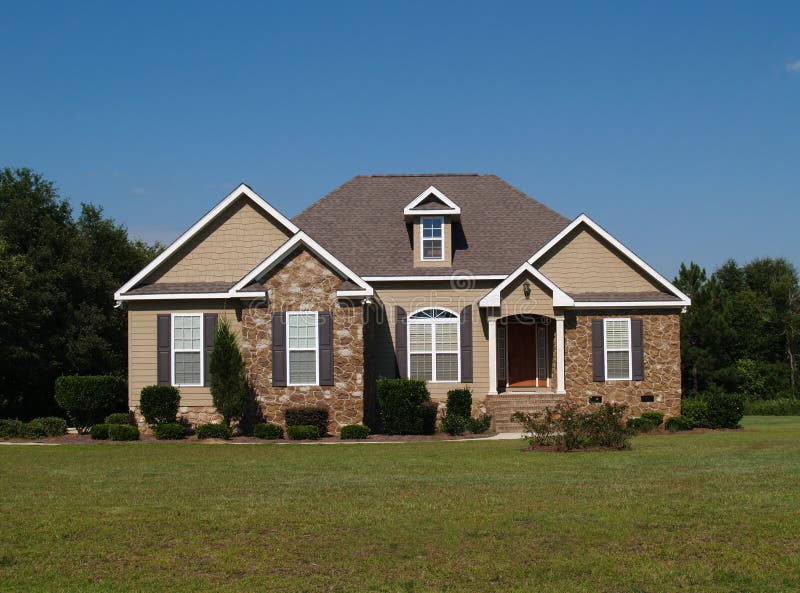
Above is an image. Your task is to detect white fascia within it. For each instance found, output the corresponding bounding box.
[363,275,507,281]
[478,263,574,308]
[526,214,691,306]
[115,183,299,300]
[231,231,373,296]
[403,186,461,216]
[116,292,234,301]
[572,300,688,308]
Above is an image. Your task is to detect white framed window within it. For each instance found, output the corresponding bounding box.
[287,311,319,386]
[420,216,444,261]
[408,308,459,382]
[604,318,632,381]
[172,313,203,386]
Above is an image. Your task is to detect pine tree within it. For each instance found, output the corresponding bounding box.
[209,319,246,426]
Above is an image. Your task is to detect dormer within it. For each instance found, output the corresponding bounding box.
[404,186,460,268]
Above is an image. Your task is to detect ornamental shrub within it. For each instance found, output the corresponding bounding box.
[90,423,111,440]
[0,419,24,439]
[139,385,180,425]
[467,414,492,434]
[108,424,139,441]
[27,417,68,436]
[154,423,186,440]
[284,407,329,437]
[54,375,127,432]
[442,413,468,436]
[514,402,631,451]
[422,401,439,435]
[627,411,664,434]
[682,398,710,428]
[446,388,472,419]
[253,423,284,439]
[104,412,133,425]
[340,424,371,440]
[210,319,246,427]
[377,378,431,435]
[702,388,744,429]
[195,423,231,440]
[287,425,320,440]
[640,411,664,427]
[665,416,694,432]
[20,422,47,439]
[744,398,800,415]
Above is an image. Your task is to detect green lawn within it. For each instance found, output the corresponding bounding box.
[1,418,799,593]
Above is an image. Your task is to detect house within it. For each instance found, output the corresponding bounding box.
[115,174,690,432]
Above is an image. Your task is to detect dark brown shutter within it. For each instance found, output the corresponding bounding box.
[395,306,407,378]
[272,312,287,387]
[203,313,218,387]
[631,318,644,381]
[460,305,473,383]
[318,312,334,386]
[157,314,171,385]
[592,319,605,382]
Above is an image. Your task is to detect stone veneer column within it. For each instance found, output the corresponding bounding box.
[555,314,566,394]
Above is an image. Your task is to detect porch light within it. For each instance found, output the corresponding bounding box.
[522,280,531,300]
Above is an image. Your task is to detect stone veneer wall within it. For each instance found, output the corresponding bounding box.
[564,309,682,417]
[241,248,365,435]
[132,406,222,434]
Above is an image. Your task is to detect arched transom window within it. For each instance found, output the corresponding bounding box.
[408,308,459,382]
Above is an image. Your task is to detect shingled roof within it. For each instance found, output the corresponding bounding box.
[292,174,570,277]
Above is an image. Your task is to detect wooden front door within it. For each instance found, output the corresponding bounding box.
[507,323,537,387]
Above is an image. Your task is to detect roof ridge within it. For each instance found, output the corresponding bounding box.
[361,173,483,178]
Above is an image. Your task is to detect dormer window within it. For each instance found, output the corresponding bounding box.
[421,216,444,260]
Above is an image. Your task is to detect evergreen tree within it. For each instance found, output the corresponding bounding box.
[209,319,246,426]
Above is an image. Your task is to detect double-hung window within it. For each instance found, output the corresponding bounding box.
[287,311,318,385]
[408,308,459,382]
[604,318,632,380]
[172,314,203,386]
[421,216,444,260]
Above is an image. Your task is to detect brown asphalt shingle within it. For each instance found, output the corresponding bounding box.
[293,174,570,277]
[570,291,677,302]
[125,282,233,295]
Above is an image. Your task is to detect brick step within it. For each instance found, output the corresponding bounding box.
[487,396,565,432]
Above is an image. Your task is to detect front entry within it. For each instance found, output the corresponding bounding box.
[506,322,549,388]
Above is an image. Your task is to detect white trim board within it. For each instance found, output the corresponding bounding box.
[478,263,574,308]
[363,275,507,281]
[403,186,461,216]
[526,214,691,306]
[115,183,299,300]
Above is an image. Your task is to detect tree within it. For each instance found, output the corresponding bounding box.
[209,319,246,427]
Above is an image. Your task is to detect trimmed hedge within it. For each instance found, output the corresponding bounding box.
[377,378,432,435]
[284,407,329,437]
[467,414,492,434]
[1,418,69,439]
[54,375,127,431]
[422,401,439,435]
[139,385,181,425]
[108,424,139,441]
[340,424,371,440]
[28,417,68,436]
[104,412,133,425]
[253,423,283,440]
[20,422,47,439]
[90,423,111,440]
[154,423,186,440]
[682,399,710,428]
[446,388,472,419]
[0,419,24,439]
[744,398,800,416]
[665,416,694,432]
[703,389,744,429]
[442,413,467,436]
[287,425,320,440]
[195,423,231,440]
[628,411,665,434]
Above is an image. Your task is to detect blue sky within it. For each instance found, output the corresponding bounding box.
[1,1,798,279]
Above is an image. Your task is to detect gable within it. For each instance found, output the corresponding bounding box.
[144,196,291,285]
[500,272,555,317]
[535,226,664,295]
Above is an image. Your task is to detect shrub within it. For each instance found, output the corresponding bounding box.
[108,424,139,441]
[583,403,631,449]
[340,424,371,440]
[287,425,320,440]
[514,402,631,451]
[20,422,47,439]
[702,387,744,429]
[640,411,664,427]
[253,423,284,439]
[0,419,24,439]
[154,423,186,440]
[54,375,127,432]
[442,413,468,436]
[627,411,663,434]
[744,398,800,416]
[139,385,181,425]
[377,378,431,434]
[195,423,231,440]
[210,319,246,427]
[665,416,694,432]
[467,414,492,434]
[284,407,329,437]
[104,412,133,425]
[682,398,711,428]
[90,423,111,440]
[446,388,472,419]
[422,401,439,435]
[27,417,68,436]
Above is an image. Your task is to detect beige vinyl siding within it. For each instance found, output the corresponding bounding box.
[500,274,555,318]
[413,218,453,268]
[145,196,291,284]
[127,301,240,407]
[371,281,495,401]
[537,226,663,294]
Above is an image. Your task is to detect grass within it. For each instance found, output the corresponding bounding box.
[1,417,799,593]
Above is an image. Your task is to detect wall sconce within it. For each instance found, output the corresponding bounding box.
[522,280,531,300]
